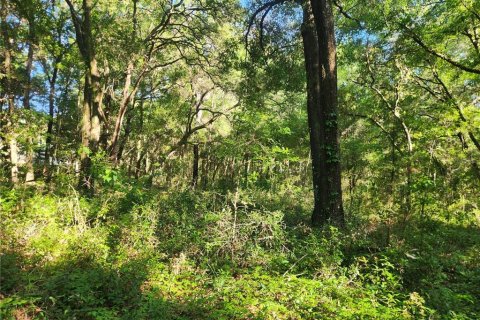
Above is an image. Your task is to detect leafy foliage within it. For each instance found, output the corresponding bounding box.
[1,0,480,318]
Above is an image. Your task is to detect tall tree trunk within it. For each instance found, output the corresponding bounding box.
[1,0,18,185]
[67,0,104,193]
[24,22,36,184]
[302,5,328,226]
[23,24,34,109]
[79,72,94,191]
[401,121,413,218]
[310,0,344,226]
[391,106,413,220]
[44,64,58,181]
[302,0,344,227]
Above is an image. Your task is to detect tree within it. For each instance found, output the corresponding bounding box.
[65,0,105,193]
[247,0,345,226]
[1,0,18,185]
[333,0,479,220]
[309,0,344,226]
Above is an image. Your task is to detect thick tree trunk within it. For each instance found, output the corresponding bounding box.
[302,0,344,227]
[310,0,344,226]
[302,8,328,226]
[67,0,104,193]
[78,67,103,192]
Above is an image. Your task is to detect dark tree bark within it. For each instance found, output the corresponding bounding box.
[302,4,328,226]
[302,0,345,227]
[43,62,59,181]
[191,143,199,188]
[23,22,35,109]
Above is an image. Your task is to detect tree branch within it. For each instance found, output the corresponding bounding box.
[401,24,480,74]
[245,0,288,53]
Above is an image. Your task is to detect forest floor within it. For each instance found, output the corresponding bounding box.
[1,185,479,319]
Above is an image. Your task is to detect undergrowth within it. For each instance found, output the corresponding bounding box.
[1,184,479,319]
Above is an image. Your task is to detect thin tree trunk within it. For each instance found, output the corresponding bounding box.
[24,22,36,184]
[212,161,220,185]
[244,153,250,186]
[135,141,144,179]
[23,24,35,109]
[401,121,413,217]
[391,106,413,219]
[44,65,58,181]
[191,143,199,188]
[9,137,18,184]
[108,0,140,161]
[79,72,94,191]
[116,108,133,162]
[1,0,18,185]
[109,60,134,161]
[389,133,397,203]
[203,155,209,188]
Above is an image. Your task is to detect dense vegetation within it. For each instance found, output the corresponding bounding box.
[1,0,479,319]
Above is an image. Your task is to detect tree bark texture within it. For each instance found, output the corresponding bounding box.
[1,0,18,185]
[302,0,344,227]
[67,0,104,193]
